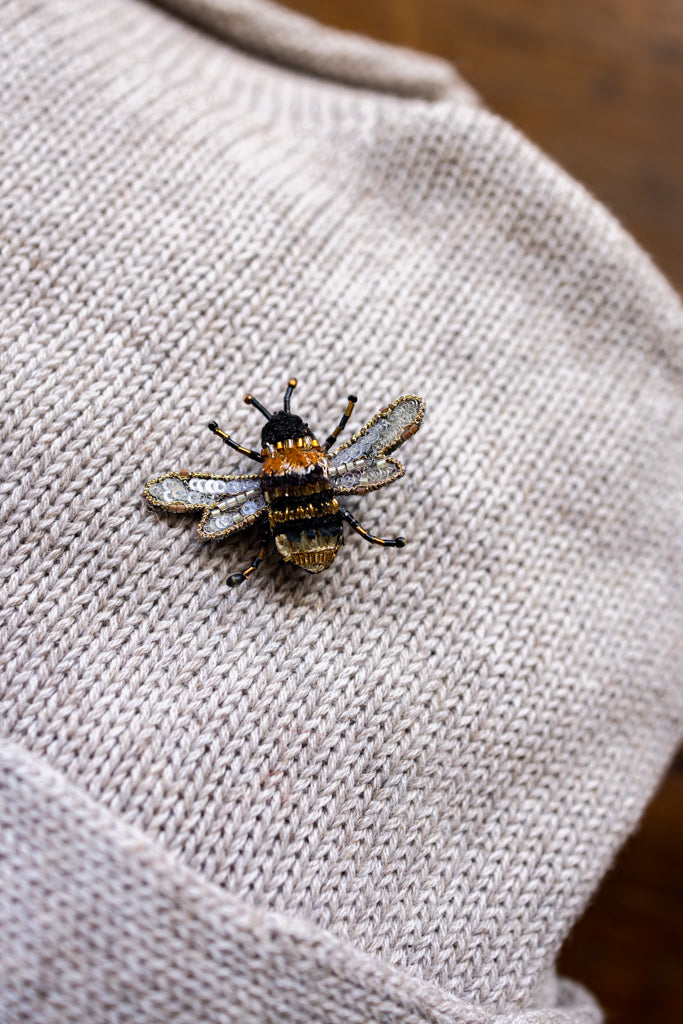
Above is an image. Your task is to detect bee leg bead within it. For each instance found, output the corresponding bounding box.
[208,421,263,463]
[323,394,357,451]
[339,506,406,548]
[227,573,248,587]
[226,533,269,587]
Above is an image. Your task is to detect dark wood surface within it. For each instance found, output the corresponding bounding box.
[558,757,683,1023]
[281,3,683,1018]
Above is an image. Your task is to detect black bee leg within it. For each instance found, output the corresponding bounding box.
[339,506,406,548]
[323,394,358,451]
[208,421,263,463]
[227,532,269,588]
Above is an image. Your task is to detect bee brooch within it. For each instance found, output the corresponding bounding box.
[143,379,425,587]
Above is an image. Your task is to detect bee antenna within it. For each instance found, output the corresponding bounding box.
[244,394,273,419]
[283,378,297,413]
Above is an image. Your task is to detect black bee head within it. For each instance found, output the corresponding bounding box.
[261,411,314,448]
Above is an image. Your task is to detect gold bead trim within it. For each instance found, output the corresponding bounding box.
[268,499,339,524]
[261,436,319,457]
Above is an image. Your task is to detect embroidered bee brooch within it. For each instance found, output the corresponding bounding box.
[143,379,425,587]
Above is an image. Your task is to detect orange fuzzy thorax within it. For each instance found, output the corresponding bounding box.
[260,442,329,480]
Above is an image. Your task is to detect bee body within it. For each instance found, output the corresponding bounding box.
[260,438,343,573]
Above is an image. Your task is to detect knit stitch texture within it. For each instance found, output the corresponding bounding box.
[1,1,682,1022]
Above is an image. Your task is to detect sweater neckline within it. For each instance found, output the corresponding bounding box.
[153,0,476,101]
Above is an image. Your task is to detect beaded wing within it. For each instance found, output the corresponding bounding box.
[144,472,267,539]
[328,395,425,494]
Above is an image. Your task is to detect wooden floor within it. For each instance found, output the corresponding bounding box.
[281,3,683,1019]
[558,756,683,1022]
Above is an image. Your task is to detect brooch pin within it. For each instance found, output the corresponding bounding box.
[143,379,425,587]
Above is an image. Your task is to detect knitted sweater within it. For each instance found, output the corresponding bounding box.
[1,2,682,1021]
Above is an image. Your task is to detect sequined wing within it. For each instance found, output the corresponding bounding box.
[328,455,405,495]
[143,471,267,539]
[328,395,425,495]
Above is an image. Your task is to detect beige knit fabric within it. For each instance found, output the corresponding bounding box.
[1,1,682,1022]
